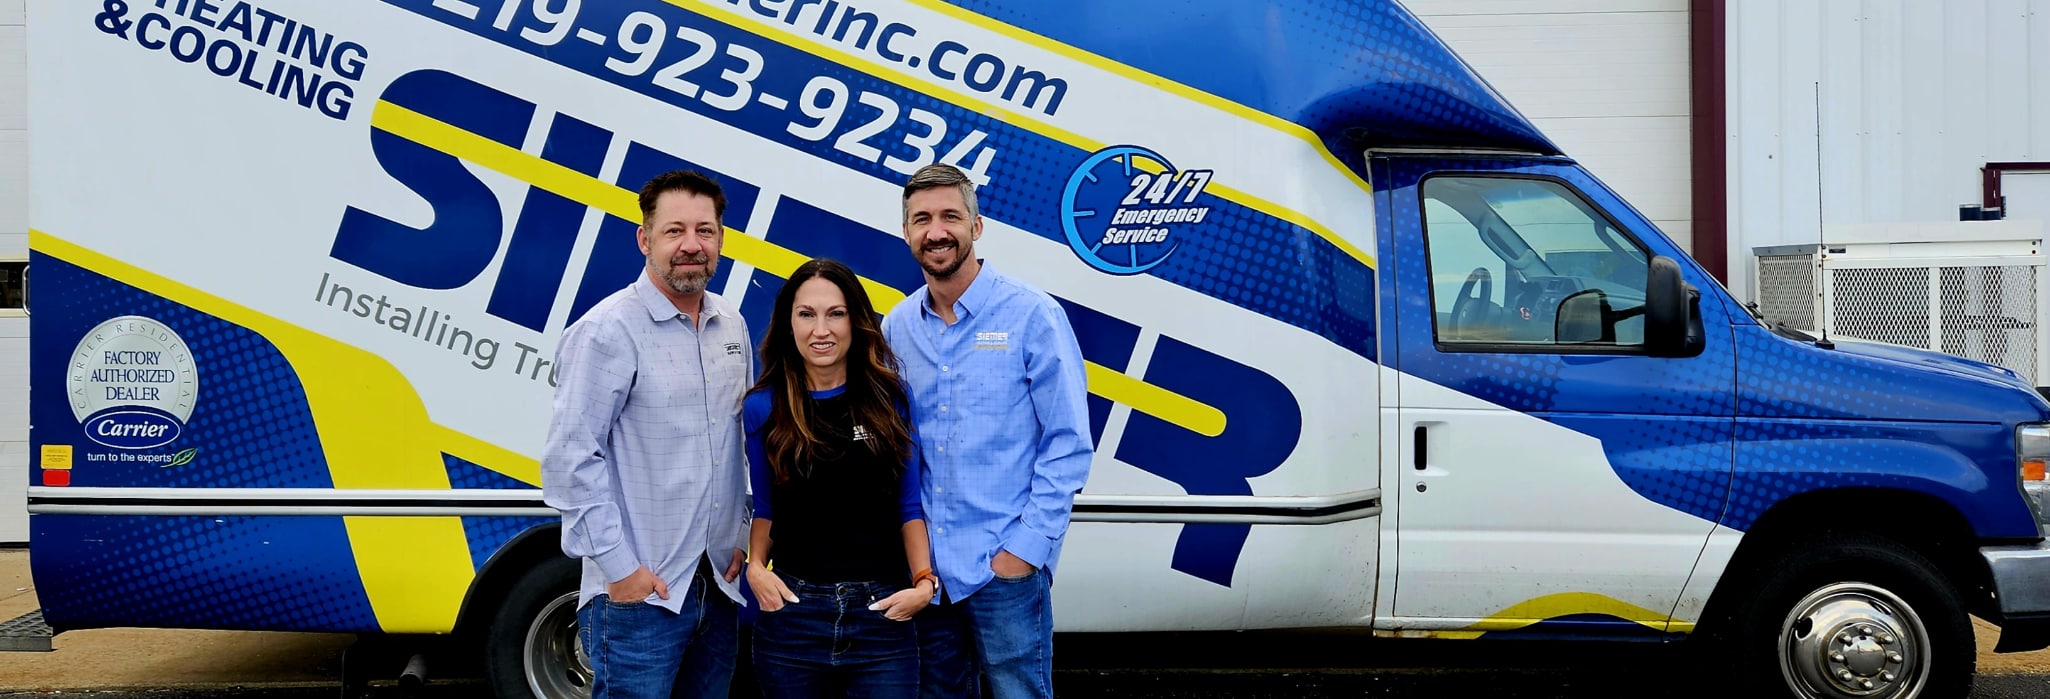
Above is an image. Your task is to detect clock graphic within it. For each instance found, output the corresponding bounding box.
[1060,145,1215,276]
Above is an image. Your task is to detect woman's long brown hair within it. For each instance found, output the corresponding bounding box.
[748,258,914,483]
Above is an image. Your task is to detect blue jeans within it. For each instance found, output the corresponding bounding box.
[919,568,1054,699]
[751,573,918,699]
[576,564,738,699]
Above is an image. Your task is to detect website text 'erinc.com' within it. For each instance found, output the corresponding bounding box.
[721,0,1071,117]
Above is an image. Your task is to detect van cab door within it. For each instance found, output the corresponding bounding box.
[1376,155,1735,636]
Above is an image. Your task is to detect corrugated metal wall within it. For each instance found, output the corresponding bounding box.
[0,0,24,543]
[1408,0,1695,249]
[1727,0,2050,302]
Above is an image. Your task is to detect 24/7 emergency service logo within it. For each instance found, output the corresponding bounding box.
[68,316,199,450]
[1060,145,1213,275]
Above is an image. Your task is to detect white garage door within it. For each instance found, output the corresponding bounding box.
[1406,0,1695,249]
[0,0,25,543]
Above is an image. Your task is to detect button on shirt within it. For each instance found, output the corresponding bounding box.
[881,264,1093,601]
[542,273,753,612]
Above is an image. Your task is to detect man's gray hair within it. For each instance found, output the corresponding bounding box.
[902,163,979,223]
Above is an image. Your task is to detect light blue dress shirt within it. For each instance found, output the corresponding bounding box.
[882,264,1093,601]
[541,273,754,612]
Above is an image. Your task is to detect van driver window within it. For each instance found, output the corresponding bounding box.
[1421,177,1650,349]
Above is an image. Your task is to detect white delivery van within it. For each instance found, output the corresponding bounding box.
[19,1,2050,698]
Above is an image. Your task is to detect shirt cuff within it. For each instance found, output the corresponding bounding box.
[1001,531,1055,570]
[593,545,640,584]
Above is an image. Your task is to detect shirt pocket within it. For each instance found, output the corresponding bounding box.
[960,345,1029,415]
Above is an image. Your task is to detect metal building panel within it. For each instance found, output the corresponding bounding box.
[0,0,18,26]
[0,130,20,241]
[1901,1,1949,223]
[0,26,20,131]
[2033,1,2050,157]
[1727,0,2050,302]
[2009,173,2050,225]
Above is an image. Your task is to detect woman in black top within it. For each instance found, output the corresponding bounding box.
[743,258,936,698]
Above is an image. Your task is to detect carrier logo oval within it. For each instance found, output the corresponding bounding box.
[67,316,200,452]
[84,409,184,450]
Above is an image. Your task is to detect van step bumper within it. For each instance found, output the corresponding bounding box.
[0,610,53,652]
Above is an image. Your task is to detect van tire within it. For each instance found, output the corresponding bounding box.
[1732,533,1973,699]
[484,554,590,699]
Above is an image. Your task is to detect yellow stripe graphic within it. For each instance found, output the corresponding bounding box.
[1459,592,1677,634]
[437,424,542,487]
[666,0,1377,269]
[373,101,1228,438]
[33,230,476,633]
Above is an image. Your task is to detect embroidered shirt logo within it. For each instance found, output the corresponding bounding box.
[724,342,743,356]
[974,332,1010,350]
[851,425,873,442]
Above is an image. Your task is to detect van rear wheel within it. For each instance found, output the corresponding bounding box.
[1734,534,1972,699]
[485,555,592,699]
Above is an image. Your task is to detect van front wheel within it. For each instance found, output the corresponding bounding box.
[1736,534,1973,699]
[484,554,593,699]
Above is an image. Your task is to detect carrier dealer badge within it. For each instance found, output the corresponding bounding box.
[1060,145,1214,275]
[68,316,199,450]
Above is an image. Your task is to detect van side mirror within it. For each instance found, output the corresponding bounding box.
[1645,255,1703,357]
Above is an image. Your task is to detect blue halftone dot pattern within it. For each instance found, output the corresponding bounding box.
[1553,415,1732,524]
[461,517,555,574]
[34,515,379,632]
[784,67,1381,359]
[444,454,533,490]
[938,0,1556,155]
[29,254,329,489]
[1731,328,2042,536]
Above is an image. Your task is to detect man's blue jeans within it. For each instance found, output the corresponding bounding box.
[919,567,1054,699]
[751,573,918,698]
[576,563,738,699]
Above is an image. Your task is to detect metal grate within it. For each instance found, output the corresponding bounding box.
[1937,266,2038,382]
[1830,268,1934,350]
[0,609,53,652]
[1821,265,2041,384]
[1758,255,1818,329]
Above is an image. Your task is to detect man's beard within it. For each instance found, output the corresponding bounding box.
[919,239,971,279]
[654,254,717,295]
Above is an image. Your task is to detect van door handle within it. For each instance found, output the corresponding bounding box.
[1414,426,1427,470]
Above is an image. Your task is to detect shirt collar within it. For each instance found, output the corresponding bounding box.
[634,271,728,324]
[923,260,998,320]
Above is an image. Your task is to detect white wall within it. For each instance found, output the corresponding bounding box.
[2008,172,2050,228]
[1407,0,1695,249]
[1727,0,2050,302]
[0,0,23,543]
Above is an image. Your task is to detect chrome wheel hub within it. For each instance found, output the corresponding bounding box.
[524,592,594,699]
[1779,583,1930,698]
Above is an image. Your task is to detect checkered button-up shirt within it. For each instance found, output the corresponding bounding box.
[542,272,753,611]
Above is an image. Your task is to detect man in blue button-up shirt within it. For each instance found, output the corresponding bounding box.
[882,164,1093,699]
[542,171,752,699]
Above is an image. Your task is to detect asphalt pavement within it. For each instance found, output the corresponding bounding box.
[7,545,2050,698]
